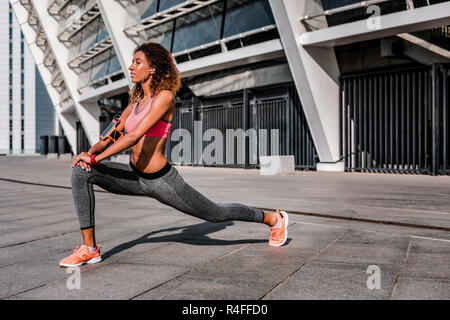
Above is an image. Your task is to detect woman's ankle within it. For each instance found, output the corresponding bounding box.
[81,227,96,248]
[262,211,278,227]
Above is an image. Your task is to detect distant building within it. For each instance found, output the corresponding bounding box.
[0,1,56,155]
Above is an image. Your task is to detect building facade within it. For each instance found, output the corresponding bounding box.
[0,1,56,155]
[10,0,450,174]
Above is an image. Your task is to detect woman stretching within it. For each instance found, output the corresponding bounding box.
[59,42,288,268]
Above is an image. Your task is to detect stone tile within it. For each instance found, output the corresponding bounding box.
[9,262,186,300]
[133,275,268,300]
[0,218,194,299]
[400,238,450,280]
[338,229,412,245]
[313,241,408,267]
[0,221,80,247]
[0,256,103,299]
[0,238,76,268]
[0,223,196,299]
[110,232,264,268]
[98,220,233,262]
[408,237,450,254]
[180,244,315,284]
[263,262,399,300]
[0,209,69,224]
[391,278,450,300]
[132,238,321,300]
[313,232,410,267]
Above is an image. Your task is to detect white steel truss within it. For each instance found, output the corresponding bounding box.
[52,71,64,88]
[19,0,31,10]
[19,1,65,91]
[43,47,56,70]
[68,37,113,68]
[57,0,100,42]
[47,0,70,16]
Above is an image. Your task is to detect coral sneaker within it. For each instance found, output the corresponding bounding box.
[268,210,289,247]
[59,245,102,268]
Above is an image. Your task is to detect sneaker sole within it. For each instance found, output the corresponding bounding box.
[269,210,289,247]
[59,256,102,268]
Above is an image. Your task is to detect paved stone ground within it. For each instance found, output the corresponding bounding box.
[0,155,449,300]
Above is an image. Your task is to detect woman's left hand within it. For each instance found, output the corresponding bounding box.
[72,152,93,168]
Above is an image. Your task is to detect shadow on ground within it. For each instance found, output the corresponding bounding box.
[101,221,268,261]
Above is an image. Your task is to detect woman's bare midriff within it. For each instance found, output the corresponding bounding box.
[130,136,169,173]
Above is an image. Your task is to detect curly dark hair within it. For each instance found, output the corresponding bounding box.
[130,42,181,103]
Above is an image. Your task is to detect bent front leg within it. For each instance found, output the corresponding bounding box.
[71,161,145,229]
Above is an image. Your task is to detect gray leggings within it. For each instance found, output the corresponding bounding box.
[71,160,264,229]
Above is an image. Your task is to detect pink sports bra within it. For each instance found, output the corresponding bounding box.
[125,96,172,138]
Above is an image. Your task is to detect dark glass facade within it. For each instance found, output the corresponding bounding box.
[159,0,185,11]
[172,3,224,52]
[91,53,121,82]
[222,0,275,37]
[142,0,275,53]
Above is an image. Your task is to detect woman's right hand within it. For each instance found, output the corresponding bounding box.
[76,160,92,172]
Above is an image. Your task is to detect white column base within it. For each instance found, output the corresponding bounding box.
[316,161,345,172]
[259,155,295,175]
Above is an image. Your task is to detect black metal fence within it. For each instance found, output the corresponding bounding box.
[340,64,449,175]
[166,84,318,170]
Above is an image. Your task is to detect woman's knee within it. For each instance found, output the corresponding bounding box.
[71,165,90,184]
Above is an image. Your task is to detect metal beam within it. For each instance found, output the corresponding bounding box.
[77,71,125,96]
[78,78,129,103]
[173,24,277,59]
[68,37,113,68]
[177,39,285,78]
[300,2,450,47]
[47,0,70,16]
[397,32,450,59]
[124,0,222,35]
[57,1,100,42]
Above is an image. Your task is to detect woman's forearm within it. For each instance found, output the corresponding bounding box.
[95,135,136,162]
[87,141,108,155]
